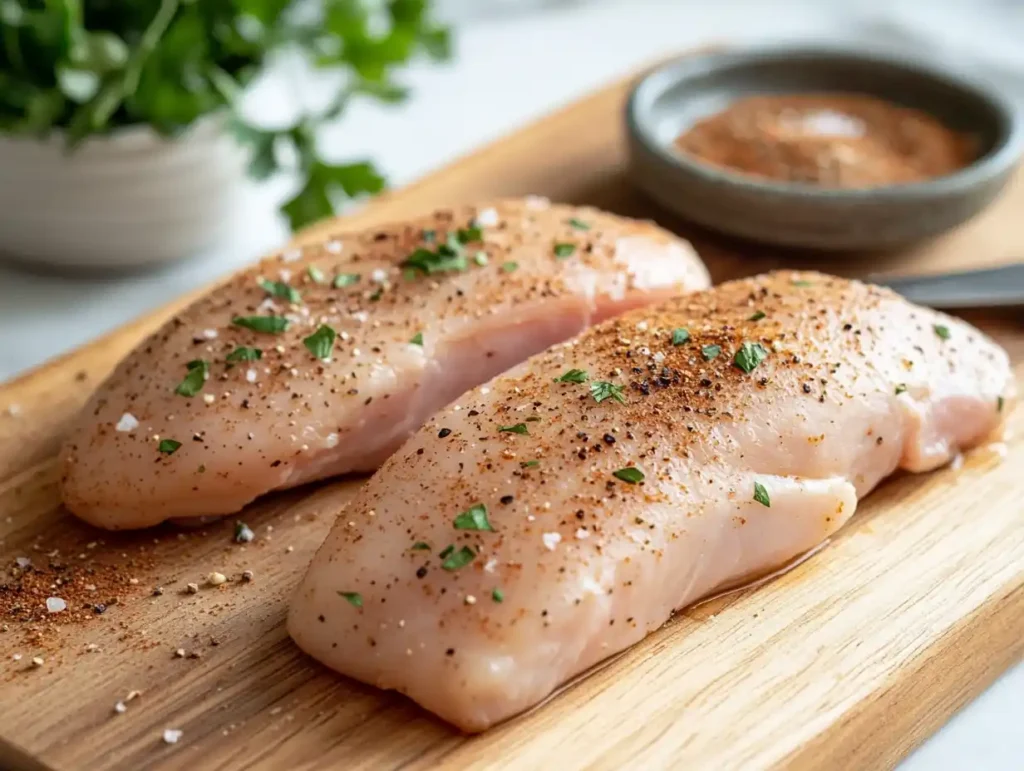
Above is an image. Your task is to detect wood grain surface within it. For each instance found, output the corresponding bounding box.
[1,63,1023,771]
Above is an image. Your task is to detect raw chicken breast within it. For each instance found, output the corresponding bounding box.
[289,271,1014,732]
[60,200,708,529]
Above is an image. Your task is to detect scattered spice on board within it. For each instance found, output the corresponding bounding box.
[675,94,974,188]
[0,548,152,628]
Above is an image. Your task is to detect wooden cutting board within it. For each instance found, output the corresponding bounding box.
[1,63,1023,771]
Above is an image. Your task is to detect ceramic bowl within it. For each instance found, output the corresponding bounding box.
[626,45,1024,251]
[0,117,248,271]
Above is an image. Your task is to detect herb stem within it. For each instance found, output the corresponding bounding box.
[123,0,181,95]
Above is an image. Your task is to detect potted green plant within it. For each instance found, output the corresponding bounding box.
[0,0,449,269]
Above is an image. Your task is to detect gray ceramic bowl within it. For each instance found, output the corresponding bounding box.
[626,45,1024,251]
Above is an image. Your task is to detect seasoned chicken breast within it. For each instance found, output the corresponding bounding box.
[60,200,708,529]
[288,271,1014,732]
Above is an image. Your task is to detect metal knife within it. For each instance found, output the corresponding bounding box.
[870,263,1024,310]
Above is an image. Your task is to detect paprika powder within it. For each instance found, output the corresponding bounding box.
[675,93,974,188]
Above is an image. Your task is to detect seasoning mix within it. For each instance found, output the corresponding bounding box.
[675,93,974,188]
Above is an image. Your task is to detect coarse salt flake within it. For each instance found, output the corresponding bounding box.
[653,352,666,364]
[326,433,339,448]
[325,239,343,254]
[278,268,292,282]
[46,597,67,613]
[370,268,388,283]
[163,729,183,744]
[245,368,258,383]
[203,394,216,405]
[115,413,139,432]
[281,248,302,263]
[542,532,562,551]
[575,528,590,540]
[635,321,649,331]
[484,558,498,573]
[202,329,218,339]
[114,701,127,714]
[475,207,499,227]
[15,557,31,568]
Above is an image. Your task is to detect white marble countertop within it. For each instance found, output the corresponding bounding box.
[1,0,1021,766]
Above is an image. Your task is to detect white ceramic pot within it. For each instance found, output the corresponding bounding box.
[0,117,249,271]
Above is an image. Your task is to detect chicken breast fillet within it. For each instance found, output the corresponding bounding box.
[60,199,708,529]
[288,270,1014,732]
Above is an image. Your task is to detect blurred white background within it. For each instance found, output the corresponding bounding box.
[1,1,1022,767]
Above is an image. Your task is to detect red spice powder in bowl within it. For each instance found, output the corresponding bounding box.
[626,46,1024,250]
[674,93,976,189]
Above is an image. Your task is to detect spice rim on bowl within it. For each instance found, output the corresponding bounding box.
[626,45,1024,250]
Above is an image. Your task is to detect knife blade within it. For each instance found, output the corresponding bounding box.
[869,263,1024,310]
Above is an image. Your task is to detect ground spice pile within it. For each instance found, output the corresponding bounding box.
[675,93,974,188]
[1,546,153,628]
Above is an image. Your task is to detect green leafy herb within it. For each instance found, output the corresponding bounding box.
[233,315,288,334]
[791,279,813,287]
[439,545,454,559]
[458,225,483,243]
[934,324,951,340]
[502,261,518,273]
[441,546,476,571]
[225,347,262,365]
[702,344,722,360]
[613,467,644,484]
[671,328,690,345]
[474,251,489,266]
[748,310,766,321]
[258,279,301,304]
[998,396,1005,412]
[590,381,626,404]
[0,3,451,232]
[411,542,430,551]
[895,384,907,395]
[492,588,504,603]
[401,239,468,276]
[520,460,539,468]
[338,591,363,608]
[499,423,529,435]
[303,325,337,359]
[333,273,360,288]
[568,218,590,231]
[733,342,769,373]
[453,504,494,532]
[410,332,424,346]
[553,243,576,258]
[157,439,181,455]
[234,522,254,543]
[307,266,326,284]
[557,369,589,383]
[422,229,437,243]
[753,481,771,507]
[175,359,208,397]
